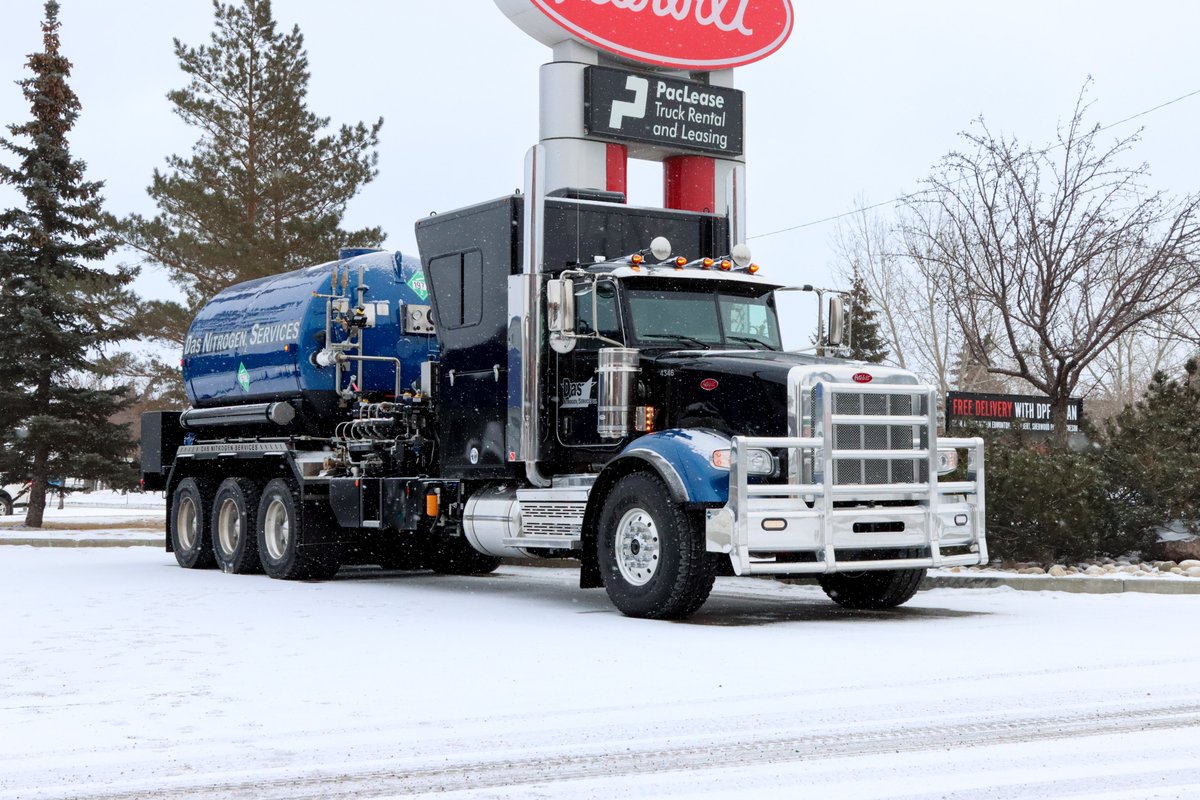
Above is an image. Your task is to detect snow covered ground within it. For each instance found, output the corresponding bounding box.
[2,542,1199,799]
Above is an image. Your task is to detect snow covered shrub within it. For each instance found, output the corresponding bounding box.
[982,432,1118,564]
[977,361,1200,564]
[1097,360,1200,544]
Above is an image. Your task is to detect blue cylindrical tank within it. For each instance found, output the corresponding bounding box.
[182,251,437,430]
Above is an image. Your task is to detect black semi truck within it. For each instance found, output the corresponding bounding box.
[142,174,987,619]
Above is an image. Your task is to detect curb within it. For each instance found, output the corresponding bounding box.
[0,537,163,548]
[921,573,1200,595]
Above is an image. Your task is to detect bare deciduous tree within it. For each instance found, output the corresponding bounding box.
[832,202,961,395]
[902,87,1200,439]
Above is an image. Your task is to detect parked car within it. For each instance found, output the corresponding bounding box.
[0,479,87,515]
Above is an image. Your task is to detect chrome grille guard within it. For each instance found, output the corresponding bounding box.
[705,381,987,576]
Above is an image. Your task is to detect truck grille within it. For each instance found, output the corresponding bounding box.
[807,387,929,486]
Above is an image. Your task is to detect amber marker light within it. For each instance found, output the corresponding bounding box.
[702,258,714,269]
[631,254,644,265]
[719,260,732,271]
[748,263,760,274]
[675,256,687,269]
[425,492,440,517]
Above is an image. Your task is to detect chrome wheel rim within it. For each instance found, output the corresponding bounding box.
[217,497,240,556]
[176,496,198,552]
[263,497,290,561]
[615,507,661,586]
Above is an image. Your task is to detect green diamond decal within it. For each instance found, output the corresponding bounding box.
[406,269,429,302]
[237,362,251,392]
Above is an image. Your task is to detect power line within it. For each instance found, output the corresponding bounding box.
[749,86,1200,242]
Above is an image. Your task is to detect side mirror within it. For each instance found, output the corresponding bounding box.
[547,277,577,354]
[826,295,845,348]
[546,277,575,333]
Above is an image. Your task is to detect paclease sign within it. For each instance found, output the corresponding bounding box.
[499,0,794,70]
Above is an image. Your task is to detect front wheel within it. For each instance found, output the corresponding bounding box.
[0,492,12,516]
[597,472,715,619]
[818,566,926,610]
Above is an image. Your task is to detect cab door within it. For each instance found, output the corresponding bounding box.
[555,278,624,450]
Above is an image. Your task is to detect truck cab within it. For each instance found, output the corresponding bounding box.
[414,192,987,618]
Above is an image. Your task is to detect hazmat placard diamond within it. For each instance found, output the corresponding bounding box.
[237,362,250,392]
[407,270,429,301]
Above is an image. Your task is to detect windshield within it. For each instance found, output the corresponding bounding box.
[625,283,782,350]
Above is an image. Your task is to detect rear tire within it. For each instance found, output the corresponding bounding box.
[818,566,925,610]
[211,478,262,574]
[0,492,12,516]
[257,479,341,580]
[171,478,216,569]
[597,472,715,619]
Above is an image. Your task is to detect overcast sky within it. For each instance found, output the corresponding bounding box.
[2,0,1198,346]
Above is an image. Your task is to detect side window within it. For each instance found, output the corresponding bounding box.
[574,280,622,345]
[428,250,483,329]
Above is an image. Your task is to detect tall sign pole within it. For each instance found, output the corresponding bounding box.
[494,0,793,227]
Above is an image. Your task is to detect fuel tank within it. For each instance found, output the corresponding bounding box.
[182,250,437,431]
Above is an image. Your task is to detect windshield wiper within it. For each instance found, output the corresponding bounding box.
[725,335,776,350]
[641,333,711,349]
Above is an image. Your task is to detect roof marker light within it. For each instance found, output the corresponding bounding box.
[719,260,732,271]
[674,256,687,270]
[748,263,760,274]
[702,258,714,270]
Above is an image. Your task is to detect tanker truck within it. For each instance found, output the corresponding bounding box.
[142,180,988,619]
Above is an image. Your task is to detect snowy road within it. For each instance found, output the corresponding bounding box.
[2,547,1199,799]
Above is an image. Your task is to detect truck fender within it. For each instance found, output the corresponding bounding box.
[579,429,730,589]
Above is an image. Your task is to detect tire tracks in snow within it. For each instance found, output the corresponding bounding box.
[43,703,1200,800]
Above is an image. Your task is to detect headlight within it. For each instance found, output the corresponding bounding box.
[711,448,776,475]
[937,448,958,475]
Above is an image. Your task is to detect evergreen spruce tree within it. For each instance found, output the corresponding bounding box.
[846,271,889,363]
[0,1,138,527]
[121,0,384,345]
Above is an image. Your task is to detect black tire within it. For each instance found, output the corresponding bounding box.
[256,478,341,580]
[597,472,715,620]
[211,478,263,574]
[818,566,926,610]
[0,492,12,516]
[429,535,502,575]
[171,477,216,570]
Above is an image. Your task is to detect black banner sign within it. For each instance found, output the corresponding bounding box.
[946,391,1083,432]
[584,66,745,157]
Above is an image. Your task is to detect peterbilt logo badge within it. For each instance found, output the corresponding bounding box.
[852,373,873,384]
[496,0,795,70]
[700,378,719,391]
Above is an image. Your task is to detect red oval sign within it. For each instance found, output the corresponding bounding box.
[852,373,873,384]
[502,0,794,70]
[700,378,719,391]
